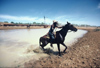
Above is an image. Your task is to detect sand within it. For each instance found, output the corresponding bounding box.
[24,29,100,68]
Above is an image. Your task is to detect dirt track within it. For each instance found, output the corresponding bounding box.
[24,29,100,68]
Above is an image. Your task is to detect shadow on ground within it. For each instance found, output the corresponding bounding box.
[33,48,66,56]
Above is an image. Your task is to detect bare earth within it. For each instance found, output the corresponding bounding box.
[24,28,100,68]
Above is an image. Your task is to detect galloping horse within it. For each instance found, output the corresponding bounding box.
[39,22,77,56]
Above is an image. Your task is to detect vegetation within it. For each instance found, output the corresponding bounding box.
[1,21,99,27]
[4,21,8,23]
[9,21,47,25]
[72,24,99,27]
[11,21,14,24]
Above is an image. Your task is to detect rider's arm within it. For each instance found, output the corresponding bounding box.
[57,26,63,28]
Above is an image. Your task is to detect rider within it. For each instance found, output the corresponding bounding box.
[48,20,62,43]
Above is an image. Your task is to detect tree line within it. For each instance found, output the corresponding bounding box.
[4,21,47,25]
[72,24,98,27]
[3,21,99,27]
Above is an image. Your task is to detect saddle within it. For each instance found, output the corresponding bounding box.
[43,32,56,39]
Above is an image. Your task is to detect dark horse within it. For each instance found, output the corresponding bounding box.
[39,22,77,56]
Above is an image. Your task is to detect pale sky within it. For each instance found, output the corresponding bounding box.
[0,0,100,26]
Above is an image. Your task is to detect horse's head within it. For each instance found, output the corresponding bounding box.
[64,22,77,32]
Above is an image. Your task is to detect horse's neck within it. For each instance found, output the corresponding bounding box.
[60,29,68,38]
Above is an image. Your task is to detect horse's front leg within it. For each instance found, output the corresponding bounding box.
[61,43,67,53]
[57,43,61,56]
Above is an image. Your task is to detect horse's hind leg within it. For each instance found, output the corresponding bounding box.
[61,43,67,53]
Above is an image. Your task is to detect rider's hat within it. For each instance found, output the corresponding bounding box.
[53,20,57,23]
[53,20,58,23]
[53,20,58,27]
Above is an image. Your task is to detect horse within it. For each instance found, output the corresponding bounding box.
[39,22,77,56]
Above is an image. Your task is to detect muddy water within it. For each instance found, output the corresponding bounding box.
[0,28,87,67]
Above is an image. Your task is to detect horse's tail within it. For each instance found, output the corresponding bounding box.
[39,37,45,50]
[39,37,42,47]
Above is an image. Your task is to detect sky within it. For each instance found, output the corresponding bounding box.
[0,0,100,26]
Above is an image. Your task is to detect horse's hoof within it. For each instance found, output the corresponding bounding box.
[63,50,66,53]
[63,51,65,53]
[59,54,62,56]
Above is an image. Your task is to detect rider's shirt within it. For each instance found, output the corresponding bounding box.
[49,22,58,33]
[49,25,55,33]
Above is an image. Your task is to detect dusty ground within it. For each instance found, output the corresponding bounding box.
[24,28,100,68]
